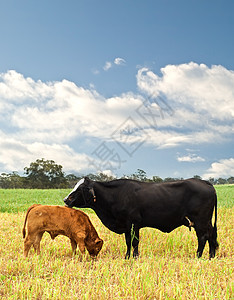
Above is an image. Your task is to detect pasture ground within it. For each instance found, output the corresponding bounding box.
[0,185,233,299]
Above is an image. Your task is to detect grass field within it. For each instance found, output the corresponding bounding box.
[0,185,233,299]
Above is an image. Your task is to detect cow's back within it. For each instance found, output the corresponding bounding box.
[126,179,216,231]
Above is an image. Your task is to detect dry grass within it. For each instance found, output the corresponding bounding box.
[0,205,233,299]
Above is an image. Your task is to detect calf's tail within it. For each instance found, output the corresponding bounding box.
[22,204,41,238]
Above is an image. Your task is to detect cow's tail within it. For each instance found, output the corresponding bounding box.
[22,204,40,238]
[212,191,219,250]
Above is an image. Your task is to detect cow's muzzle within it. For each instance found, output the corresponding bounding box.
[63,197,72,207]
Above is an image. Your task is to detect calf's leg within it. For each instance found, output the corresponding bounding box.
[75,237,86,255]
[32,232,44,255]
[70,239,77,255]
[24,231,44,257]
[24,236,33,257]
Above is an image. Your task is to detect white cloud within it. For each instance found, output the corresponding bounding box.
[99,169,116,178]
[103,57,126,71]
[92,69,100,75]
[0,70,52,103]
[114,57,126,66]
[138,127,222,150]
[177,154,205,163]
[0,71,142,173]
[0,63,233,174]
[0,71,141,144]
[103,61,112,71]
[0,131,92,174]
[137,63,234,120]
[136,62,234,147]
[203,158,234,179]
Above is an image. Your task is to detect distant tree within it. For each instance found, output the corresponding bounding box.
[85,173,98,181]
[208,177,216,185]
[135,169,147,181]
[193,175,202,180]
[1,159,233,189]
[164,177,176,182]
[97,172,116,181]
[65,174,82,188]
[125,169,148,181]
[0,172,25,189]
[0,173,12,188]
[227,177,234,184]
[152,176,163,183]
[24,158,68,189]
[216,177,227,185]
[86,172,116,182]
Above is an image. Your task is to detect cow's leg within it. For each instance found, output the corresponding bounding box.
[125,231,131,259]
[124,226,140,259]
[196,235,207,258]
[208,235,216,259]
[195,226,209,258]
[208,223,219,259]
[132,228,139,258]
[70,239,77,255]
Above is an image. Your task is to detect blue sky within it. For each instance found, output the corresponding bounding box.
[0,0,233,179]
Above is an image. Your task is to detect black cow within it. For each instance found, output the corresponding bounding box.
[64,177,218,259]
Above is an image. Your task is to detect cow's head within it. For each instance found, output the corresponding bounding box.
[64,177,94,208]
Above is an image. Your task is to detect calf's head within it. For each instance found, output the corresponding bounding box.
[85,237,103,258]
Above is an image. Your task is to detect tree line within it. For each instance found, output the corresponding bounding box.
[0,158,233,189]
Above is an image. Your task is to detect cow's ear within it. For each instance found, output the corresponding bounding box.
[84,177,91,185]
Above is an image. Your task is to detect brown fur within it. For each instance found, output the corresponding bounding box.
[22,204,103,258]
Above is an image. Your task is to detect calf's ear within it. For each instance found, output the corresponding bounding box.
[95,238,103,246]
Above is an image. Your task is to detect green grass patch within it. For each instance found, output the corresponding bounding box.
[0,189,68,213]
[215,184,234,208]
[0,184,233,213]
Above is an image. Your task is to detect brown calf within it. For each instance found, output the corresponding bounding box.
[22,204,103,258]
